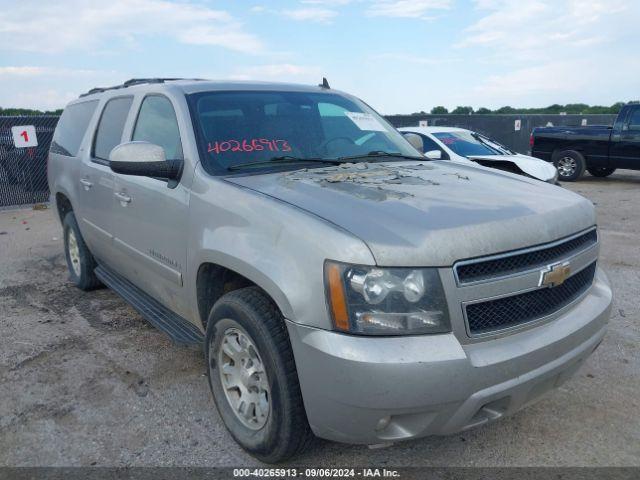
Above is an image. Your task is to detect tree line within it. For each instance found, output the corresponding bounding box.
[2,101,638,117]
[417,102,637,116]
[0,107,63,116]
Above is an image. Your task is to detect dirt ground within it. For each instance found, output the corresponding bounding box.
[1,171,639,467]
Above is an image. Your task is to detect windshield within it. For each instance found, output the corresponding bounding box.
[433,131,512,157]
[188,90,420,173]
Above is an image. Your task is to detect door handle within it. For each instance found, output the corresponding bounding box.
[80,178,93,190]
[114,191,132,205]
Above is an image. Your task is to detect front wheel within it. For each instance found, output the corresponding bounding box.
[587,166,616,178]
[553,150,585,182]
[205,287,313,463]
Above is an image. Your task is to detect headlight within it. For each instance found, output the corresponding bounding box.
[324,261,451,335]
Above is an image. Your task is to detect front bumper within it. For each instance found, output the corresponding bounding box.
[286,268,612,444]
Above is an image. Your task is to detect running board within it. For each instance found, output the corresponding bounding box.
[95,265,204,347]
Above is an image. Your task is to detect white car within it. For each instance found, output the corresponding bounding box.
[399,126,558,183]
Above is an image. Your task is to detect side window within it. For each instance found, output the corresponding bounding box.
[93,96,133,161]
[421,135,442,152]
[132,96,183,160]
[50,100,99,157]
[421,134,449,159]
[627,108,640,130]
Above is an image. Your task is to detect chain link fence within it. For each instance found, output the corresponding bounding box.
[0,116,59,208]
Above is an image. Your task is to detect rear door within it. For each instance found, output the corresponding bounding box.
[609,106,640,169]
[78,96,133,262]
[111,93,191,317]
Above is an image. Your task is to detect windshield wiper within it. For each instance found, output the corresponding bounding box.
[227,156,343,171]
[335,151,425,162]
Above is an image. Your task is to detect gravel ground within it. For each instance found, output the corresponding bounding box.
[0,171,639,467]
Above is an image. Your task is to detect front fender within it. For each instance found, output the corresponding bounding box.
[186,167,374,330]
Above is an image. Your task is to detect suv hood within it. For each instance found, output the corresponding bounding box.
[225,161,595,266]
[467,154,557,182]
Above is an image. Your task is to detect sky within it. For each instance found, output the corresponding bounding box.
[0,0,638,114]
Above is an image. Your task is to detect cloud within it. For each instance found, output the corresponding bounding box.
[0,66,108,77]
[474,62,586,98]
[0,66,122,110]
[473,57,640,107]
[455,0,640,107]
[230,63,322,81]
[366,0,451,18]
[301,0,353,5]
[9,89,78,112]
[458,0,634,57]
[0,0,263,54]
[370,53,460,65]
[281,7,339,23]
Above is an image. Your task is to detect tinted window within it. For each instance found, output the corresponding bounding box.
[50,100,99,156]
[132,96,183,160]
[628,107,640,130]
[93,97,133,160]
[421,134,443,153]
[433,131,503,157]
[188,91,419,173]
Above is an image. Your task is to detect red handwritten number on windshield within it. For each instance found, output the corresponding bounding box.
[20,131,29,143]
[208,139,292,155]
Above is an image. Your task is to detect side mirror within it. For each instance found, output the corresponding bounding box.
[402,132,424,153]
[109,141,182,180]
[424,149,442,160]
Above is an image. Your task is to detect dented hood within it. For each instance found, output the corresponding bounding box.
[225,161,596,266]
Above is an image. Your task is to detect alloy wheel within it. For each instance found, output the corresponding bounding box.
[557,156,577,177]
[67,229,81,277]
[216,326,271,430]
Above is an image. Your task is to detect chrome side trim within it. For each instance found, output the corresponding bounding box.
[113,237,183,287]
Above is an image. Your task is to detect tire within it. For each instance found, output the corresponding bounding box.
[553,150,586,182]
[205,287,313,463]
[587,166,616,178]
[62,211,101,290]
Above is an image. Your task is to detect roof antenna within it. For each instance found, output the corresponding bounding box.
[319,77,330,89]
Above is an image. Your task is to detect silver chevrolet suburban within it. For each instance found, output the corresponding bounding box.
[48,78,612,463]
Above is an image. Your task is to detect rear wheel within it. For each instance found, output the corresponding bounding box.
[205,287,313,463]
[587,166,616,178]
[63,212,101,290]
[554,150,586,182]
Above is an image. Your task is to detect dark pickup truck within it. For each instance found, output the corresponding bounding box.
[531,103,640,181]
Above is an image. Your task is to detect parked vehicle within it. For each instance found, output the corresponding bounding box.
[399,126,558,183]
[48,78,612,463]
[531,103,640,181]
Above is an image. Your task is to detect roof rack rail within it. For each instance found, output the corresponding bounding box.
[122,78,184,87]
[79,78,205,98]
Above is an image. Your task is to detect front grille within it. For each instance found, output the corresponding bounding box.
[456,229,597,284]
[465,262,597,335]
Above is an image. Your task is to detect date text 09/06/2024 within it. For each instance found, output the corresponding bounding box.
[232,468,400,478]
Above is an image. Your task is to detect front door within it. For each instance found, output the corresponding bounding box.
[111,94,191,318]
[609,106,640,169]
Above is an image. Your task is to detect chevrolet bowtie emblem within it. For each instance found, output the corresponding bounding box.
[540,262,571,287]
